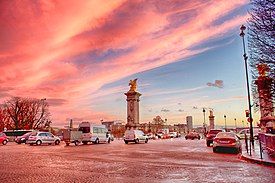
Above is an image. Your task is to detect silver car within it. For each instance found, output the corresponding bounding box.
[124,130,148,144]
[26,132,61,146]
[213,132,241,153]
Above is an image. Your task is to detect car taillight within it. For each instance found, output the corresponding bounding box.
[229,139,236,144]
[206,134,211,138]
[213,138,218,142]
[134,134,136,138]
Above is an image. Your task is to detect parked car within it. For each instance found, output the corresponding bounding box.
[162,133,171,139]
[78,122,111,144]
[169,132,178,138]
[146,133,154,139]
[206,129,223,146]
[237,128,260,140]
[124,130,148,144]
[156,132,164,139]
[185,132,200,140]
[0,132,8,145]
[15,132,33,144]
[26,132,61,145]
[213,132,242,154]
[107,132,114,141]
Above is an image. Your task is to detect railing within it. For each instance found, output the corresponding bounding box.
[259,132,275,157]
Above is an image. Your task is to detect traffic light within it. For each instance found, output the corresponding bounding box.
[245,110,250,117]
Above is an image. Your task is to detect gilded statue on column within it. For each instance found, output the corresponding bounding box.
[129,78,138,92]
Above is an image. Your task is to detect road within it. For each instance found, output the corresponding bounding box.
[0,138,274,183]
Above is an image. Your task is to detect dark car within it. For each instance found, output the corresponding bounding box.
[206,129,223,146]
[15,132,33,144]
[185,132,200,140]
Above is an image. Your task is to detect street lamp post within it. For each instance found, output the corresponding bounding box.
[240,25,254,146]
[234,118,237,130]
[203,108,206,134]
[224,115,227,131]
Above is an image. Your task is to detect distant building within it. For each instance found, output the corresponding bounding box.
[174,123,188,134]
[186,116,193,130]
[101,120,125,131]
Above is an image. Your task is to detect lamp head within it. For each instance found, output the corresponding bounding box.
[240,25,246,37]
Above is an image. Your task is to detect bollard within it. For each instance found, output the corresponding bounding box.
[249,138,252,156]
[245,133,249,154]
[259,138,263,159]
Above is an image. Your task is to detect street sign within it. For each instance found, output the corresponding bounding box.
[245,110,250,117]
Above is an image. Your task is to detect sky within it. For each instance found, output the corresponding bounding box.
[0,0,259,127]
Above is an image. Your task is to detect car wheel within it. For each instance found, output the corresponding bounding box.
[213,147,218,153]
[135,139,139,144]
[36,140,42,146]
[2,140,8,145]
[55,140,60,145]
[95,138,99,144]
[207,141,211,147]
[145,138,148,143]
[124,140,128,144]
[74,141,79,146]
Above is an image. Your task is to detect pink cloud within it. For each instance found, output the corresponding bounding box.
[0,0,249,126]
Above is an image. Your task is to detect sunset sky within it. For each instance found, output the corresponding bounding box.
[0,0,258,127]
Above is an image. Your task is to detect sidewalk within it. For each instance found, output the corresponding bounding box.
[241,140,275,167]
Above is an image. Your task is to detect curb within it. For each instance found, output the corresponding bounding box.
[240,153,275,167]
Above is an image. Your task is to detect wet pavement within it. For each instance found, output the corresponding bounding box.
[241,139,275,166]
[1,138,274,183]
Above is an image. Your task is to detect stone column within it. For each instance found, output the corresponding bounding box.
[125,91,142,129]
[255,64,274,128]
[209,110,215,129]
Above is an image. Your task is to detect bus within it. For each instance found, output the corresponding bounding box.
[3,130,34,141]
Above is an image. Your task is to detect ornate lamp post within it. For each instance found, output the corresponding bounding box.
[203,108,206,134]
[234,118,237,129]
[240,25,254,146]
[224,115,227,131]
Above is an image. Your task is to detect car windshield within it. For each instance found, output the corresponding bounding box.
[125,130,134,135]
[209,130,222,134]
[79,127,90,133]
[22,132,32,137]
[30,132,37,136]
[216,132,235,138]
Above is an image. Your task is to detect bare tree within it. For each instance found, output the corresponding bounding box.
[2,97,51,130]
[0,106,12,130]
[248,0,275,112]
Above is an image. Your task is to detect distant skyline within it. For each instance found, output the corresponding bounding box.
[0,0,259,127]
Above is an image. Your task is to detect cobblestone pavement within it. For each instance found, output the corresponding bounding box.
[0,138,274,183]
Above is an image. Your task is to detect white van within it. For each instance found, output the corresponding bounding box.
[124,130,148,144]
[78,122,111,144]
